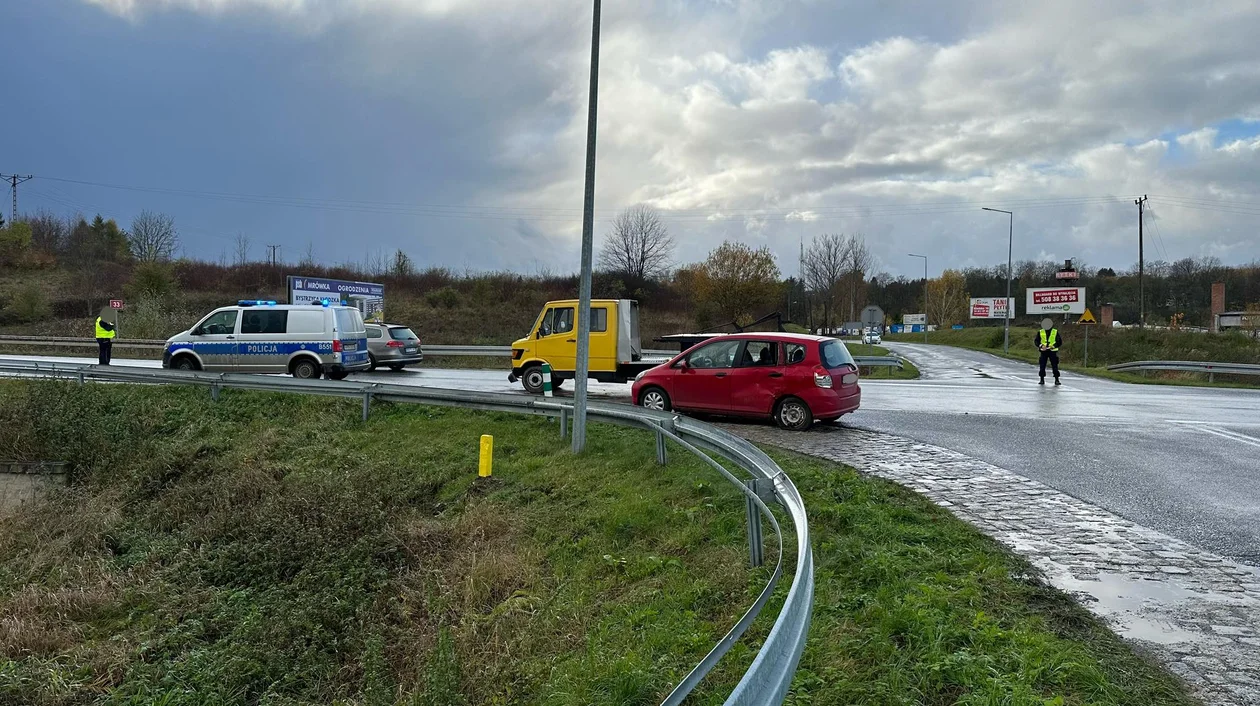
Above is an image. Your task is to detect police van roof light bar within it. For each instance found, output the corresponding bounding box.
[238,300,277,307]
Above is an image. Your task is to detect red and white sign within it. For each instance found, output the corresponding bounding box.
[969,297,1015,320]
[109,299,125,310]
[1027,287,1085,314]
[1055,270,1080,280]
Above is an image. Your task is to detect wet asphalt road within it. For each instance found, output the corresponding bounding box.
[7,348,1260,563]
[856,343,1260,565]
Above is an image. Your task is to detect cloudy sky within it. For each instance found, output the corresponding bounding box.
[4,0,1260,279]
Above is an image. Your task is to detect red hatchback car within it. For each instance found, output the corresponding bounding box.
[631,333,861,430]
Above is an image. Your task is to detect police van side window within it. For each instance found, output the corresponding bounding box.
[241,310,288,335]
[198,311,238,335]
[287,310,325,335]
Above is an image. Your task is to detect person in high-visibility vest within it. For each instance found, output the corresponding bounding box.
[95,312,117,365]
[1035,318,1061,385]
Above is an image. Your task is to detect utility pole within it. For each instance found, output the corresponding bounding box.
[1135,195,1148,329]
[266,244,281,267]
[982,208,1015,353]
[2,174,33,224]
[571,0,601,454]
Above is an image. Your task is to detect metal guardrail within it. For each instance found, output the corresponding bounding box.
[0,358,813,705]
[0,336,677,359]
[853,355,904,370]
[1107,360,1260,382]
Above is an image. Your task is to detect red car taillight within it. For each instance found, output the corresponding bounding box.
[332,340,342,353]
[387,340,404,348]
[813,366,833,388]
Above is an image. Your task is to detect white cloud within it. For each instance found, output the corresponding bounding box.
[79,0,1260,272]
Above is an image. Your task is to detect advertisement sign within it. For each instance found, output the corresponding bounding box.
[969,297,1015,320]
[287,276,385,322]
[1026,287,1086,315]
[109,299,125,310]
[903,313,926,326]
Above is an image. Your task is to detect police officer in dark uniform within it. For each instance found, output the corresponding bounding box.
[95,310,117,365]
[1036,317,1061,385]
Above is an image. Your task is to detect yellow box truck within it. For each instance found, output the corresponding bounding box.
[508,299,657,393]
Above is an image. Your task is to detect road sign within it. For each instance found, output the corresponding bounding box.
[109,299,124,309]
[904,313,926,326]
[1078,308,1098,325]
[1027,287,1086,315]
[861,305,885,329]
[970,297,1014,319]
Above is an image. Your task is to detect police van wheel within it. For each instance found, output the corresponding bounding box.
[521,366,546,395]
[292,359,321,380]
[173,356,199,372]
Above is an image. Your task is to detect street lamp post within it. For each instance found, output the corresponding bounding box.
[908,254,928,343]
[982,208,1014,354]
[572,0,601,453]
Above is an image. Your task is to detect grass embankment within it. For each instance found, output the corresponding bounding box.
[887,326,1260,387]
[0,383,1191,705]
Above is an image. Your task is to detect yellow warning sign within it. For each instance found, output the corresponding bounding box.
[1078,308,1098,325]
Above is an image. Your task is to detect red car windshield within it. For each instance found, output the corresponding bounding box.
[820,340,856,369]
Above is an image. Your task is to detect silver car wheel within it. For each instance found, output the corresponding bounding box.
[642,390,666,410]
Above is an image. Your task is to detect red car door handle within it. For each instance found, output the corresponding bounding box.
[715,372,727,378]
[769,372,783,378]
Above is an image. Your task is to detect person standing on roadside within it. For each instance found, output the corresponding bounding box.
[95,309,116,365]
[1036,317,1061,386]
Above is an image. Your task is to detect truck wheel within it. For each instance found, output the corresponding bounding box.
[551,374,564,389]
[292,359,321,380]
[521,365,546,394]
[639,387,671,412]
[775,397,813,431]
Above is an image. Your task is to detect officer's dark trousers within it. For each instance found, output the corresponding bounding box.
[97,338,112,365]
[1039,350,1059,379]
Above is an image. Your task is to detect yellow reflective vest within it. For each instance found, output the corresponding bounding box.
[95,317,116,340]
[1039,328,1058,352]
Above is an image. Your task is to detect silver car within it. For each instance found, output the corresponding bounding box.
[365,323,423,371]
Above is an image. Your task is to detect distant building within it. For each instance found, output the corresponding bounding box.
[1216,311,1260,333]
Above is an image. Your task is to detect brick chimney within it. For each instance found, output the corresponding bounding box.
[1211,282,1226,332]
[1101,304,1115,328]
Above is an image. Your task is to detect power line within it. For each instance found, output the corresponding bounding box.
[1,174,33,223]
[266,244,281,267]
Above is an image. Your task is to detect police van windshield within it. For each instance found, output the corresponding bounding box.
[335,308,366,336]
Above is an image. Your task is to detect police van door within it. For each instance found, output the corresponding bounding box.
[236,308,290,373]
[189,309,239,371]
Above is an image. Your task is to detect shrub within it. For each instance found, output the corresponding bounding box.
[427,287,461,310]
[127,261,179,300]
[5,285,51,323]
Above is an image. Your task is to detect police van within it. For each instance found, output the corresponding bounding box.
[162,300,371,379]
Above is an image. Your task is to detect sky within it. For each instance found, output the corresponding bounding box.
[3,0,1260,280]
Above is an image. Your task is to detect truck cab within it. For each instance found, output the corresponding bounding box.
[508,299,656,394]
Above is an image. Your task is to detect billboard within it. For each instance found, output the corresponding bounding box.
[970,297,1015,320]
[1026,287,1086,315]
[903,313,926,325]
[287,276,385,322]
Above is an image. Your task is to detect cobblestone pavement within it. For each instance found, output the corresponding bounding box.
[727,422,1260,706]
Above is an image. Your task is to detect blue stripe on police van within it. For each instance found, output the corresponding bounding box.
[168,341,341,355]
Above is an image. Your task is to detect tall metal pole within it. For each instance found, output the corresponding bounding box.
[909,254,927,342]
[982,208,1014,353]
[1136,195,1147,329]
[572,0,601,454]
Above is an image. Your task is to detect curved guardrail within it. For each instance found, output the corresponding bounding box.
[0,358,814,705]
[1107,360,1260,381]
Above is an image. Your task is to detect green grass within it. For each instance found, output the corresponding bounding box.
[886,326,1260,388]
[0,383,1191,705]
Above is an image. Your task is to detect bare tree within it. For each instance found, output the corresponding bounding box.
[391,249,415,278]
[128,210,179,262]
[802,233,850,331]
[234,233,251,265]
[299,241,317,269]
[598,204,675,282]
[27,210,68,253]
[844,235,873,321]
